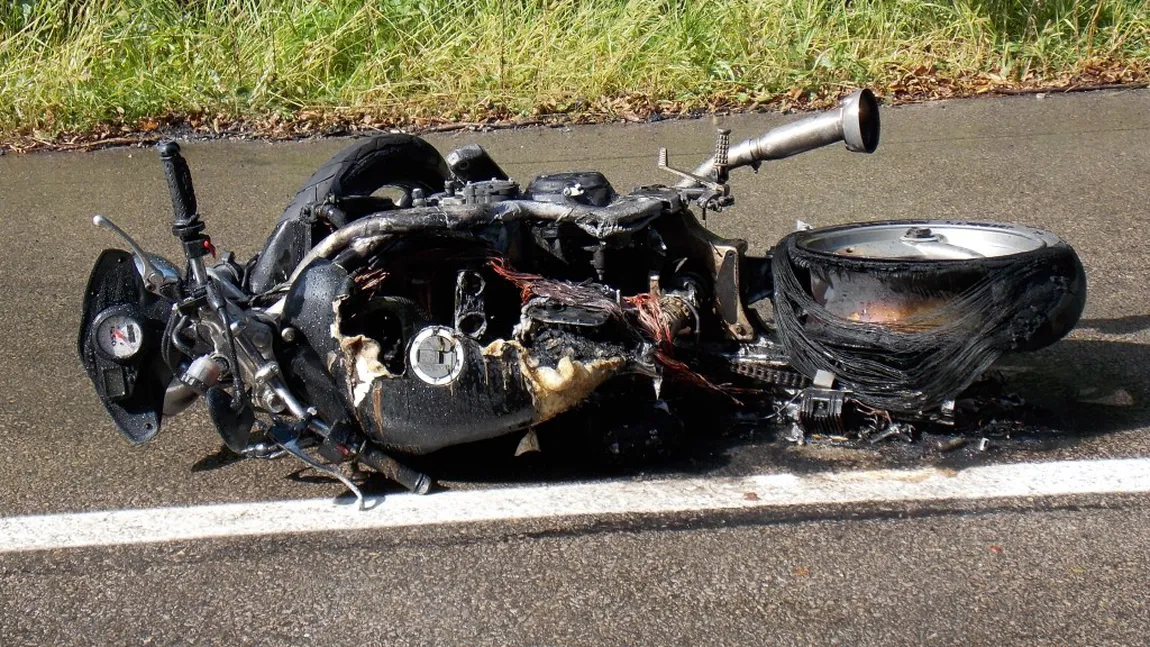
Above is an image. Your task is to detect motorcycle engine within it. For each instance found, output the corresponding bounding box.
[285,170,706,455]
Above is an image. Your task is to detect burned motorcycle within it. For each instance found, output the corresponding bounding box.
[78,89,1086,503]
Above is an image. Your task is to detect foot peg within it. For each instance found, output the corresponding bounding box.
[357,446,434,495]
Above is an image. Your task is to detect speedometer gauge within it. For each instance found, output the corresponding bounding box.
[92,307,147,363]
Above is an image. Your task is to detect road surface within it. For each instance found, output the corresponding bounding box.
[0,89,1148,645]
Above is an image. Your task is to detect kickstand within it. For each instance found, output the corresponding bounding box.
[270,426,366,510]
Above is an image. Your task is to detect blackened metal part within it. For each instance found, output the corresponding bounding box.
[362,338,539,454]
[513,196,666,239]
[456,180,520,205]
[357,445,433,494]
[445,144,509,183]
[279,260,368,435]
[525,302,614,329]
[317,421,357,462]
[453,269,488,338]
[526,172,617,207]
[799,388,846,435]
[740,254,774,305]
[631,185,685,212]
[78,249,175,444]
[556,377,688,466]
[652,209,755,341]
[704,339,807,388]
[716,251,741,328]
[281,342,359,434]
[771,220,1087,412]
[732,364,810,388]
[317,196,398,226]
[204,386,254,453]
[281,260,354,374]
[269,424,366,509]
[288,198,668,286]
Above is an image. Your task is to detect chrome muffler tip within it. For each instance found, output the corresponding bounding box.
[840,88,880,154]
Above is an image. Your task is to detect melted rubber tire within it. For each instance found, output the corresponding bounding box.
[249,134,452,292]
[780,220,1086,352]
[771,220,1086,412]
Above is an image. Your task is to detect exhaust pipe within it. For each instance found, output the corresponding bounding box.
[679,89,880,186]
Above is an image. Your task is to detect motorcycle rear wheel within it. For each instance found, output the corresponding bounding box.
[778,220,1087,352]
[249,135,453,292]
[278,134,452,224]
[770,220,1086,412]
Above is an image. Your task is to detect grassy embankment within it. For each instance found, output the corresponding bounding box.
[1,0,1147,150]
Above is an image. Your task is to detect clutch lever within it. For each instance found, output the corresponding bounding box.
[93,214,180,296]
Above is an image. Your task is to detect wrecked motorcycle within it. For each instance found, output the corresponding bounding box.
[79,89,1086,503]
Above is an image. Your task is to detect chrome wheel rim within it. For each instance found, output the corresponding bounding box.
[797,222,1049,261]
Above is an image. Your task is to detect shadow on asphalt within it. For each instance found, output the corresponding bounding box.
[189,337,1150,495]
[997,337,1150,439]
[191,446,245,472]
[403,337,1150,490]
[1078,315,1150,335]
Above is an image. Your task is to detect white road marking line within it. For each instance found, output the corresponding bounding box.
[2,457,1149,553]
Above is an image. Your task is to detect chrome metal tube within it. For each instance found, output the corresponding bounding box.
[283,197,665,287]
[679,89,880,187]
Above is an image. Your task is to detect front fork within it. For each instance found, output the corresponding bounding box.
[98,142,433,505]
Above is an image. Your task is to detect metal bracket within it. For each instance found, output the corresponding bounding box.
[658,129,736,214]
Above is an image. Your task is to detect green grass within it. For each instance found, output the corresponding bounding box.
[1,0,1147,140]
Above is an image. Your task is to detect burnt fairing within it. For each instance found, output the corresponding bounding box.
[363,338,539,454]
[279,255,636,454]
[278,261,362,431]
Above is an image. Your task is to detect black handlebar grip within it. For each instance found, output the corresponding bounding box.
[157,141,198,225]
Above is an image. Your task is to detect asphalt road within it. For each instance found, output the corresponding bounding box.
[1,89,1149,645]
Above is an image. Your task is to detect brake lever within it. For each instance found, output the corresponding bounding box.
[92,215,180,295]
